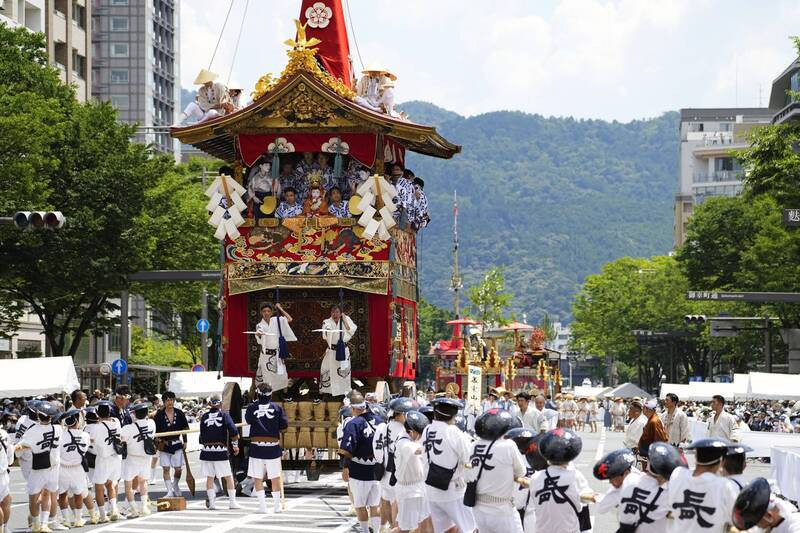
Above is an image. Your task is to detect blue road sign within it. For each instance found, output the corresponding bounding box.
[191,364,205,372]
[111,358,127,376]
[196,318,210,333]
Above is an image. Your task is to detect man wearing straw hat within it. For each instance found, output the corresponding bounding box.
[355,64,396,112]
[176,69,231,125]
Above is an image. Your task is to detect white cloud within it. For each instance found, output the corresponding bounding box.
[179,0,800,121]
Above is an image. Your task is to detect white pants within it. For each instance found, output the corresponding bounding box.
[473,503,524,533]
[0,472,8,501]
[92,455,121,485]
[28,466,59,495]
[122,455,151,482]
[396,496,429,531]
[159,449,184,468]
[200,460,232,479]
[319,349,351,397]
[58,464,88,495]
[379,475,395,502]
[182,102,221,123]
[349,479,381,508]
[248,457,281,480]
[428,498,475,533]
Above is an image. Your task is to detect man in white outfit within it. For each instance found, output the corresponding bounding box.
[254,302,295,392]
[319,304,357,397]
[623,401,648,450]
[421,398,475,533]
[176,69,231,125]
[707,395,737,441]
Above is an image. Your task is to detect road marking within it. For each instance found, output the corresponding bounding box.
[594,426,607,461]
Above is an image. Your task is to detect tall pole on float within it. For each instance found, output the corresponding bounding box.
[450,191,463,318]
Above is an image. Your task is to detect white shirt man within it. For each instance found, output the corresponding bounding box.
[660,394,691,445]
[529,463,592,533]
[254,303,296,392]
[0,428,10,507]
[668,465,738,533]
[617,472,671,532]
[624,403,648,450]
[707,396,737,441]
[517,393,545,434]
[468,436,526,533]
[394,429,429,532]
[421,413,475,533]
[319,307,357,397]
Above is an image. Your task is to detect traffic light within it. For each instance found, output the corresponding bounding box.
[12,211,65,229]
[684,315,707,324]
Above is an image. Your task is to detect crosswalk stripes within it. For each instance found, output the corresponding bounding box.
[84,476,358,533]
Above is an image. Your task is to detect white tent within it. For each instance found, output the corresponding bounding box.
[0,356,80,397]
[732,373,749,399]
[659,383,691,400]
[686,381,735,401]
[746,372,800,400]
[167,371,252,398]
[603,382,653,399]
[573,386,610,398]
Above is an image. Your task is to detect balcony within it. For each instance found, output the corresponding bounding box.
[692,170,744,184]
[686,131,735,145]
[773,101,800,124]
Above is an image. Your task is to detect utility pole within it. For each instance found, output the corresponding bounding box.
[765,315,772,373]
[201,288,209,368]
[120,290,129,383]
[449,191,463,318]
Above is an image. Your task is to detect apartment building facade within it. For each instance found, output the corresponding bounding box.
[673,108,773,248]
[91,0,180,159]
[1,0,91,101]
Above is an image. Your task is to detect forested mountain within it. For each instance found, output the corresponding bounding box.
[180,88,677,323]
[400,102,678,323]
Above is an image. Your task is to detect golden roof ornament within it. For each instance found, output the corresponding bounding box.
[251,19,356,102]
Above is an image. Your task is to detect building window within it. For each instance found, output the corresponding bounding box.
[110,43,129,57]
[714,157,741,172]
[111,17,129,31]
[718,122,732,132]
[72,53,86,78]
[108,326,122,352]
[111,0,129,4]
[110,95,130,110]
[111,69,129,83]
[17,339,42,357]
[72,4,86,29]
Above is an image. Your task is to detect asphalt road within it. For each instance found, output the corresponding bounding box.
[5,428,772,533]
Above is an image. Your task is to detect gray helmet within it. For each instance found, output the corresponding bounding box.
[404,410,430,434]
[647,442,687,478]
[474,408,516,440]
[593,449,636,480]
[539,428,583,463]
[732,477,771,530]
[388,397,415,417]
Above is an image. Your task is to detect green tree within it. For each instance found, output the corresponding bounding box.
[571,256,736,388]
[0,28,220,358]
[417,298,454,352]
[0,24,74,215]
[467,267,512,331]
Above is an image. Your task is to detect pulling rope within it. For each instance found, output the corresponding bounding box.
[344,0,364,71]
[208,0,236,70]
[226,0,249,85]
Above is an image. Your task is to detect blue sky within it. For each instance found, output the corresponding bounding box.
[180,0,799,121]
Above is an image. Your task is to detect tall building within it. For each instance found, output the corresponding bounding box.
[770,59,800,124]
[91,0,180,159]
[673,108,772,248]
[1,0,92,102]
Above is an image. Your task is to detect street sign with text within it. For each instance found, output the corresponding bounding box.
[783,209,800,227]
[686,291,800,303]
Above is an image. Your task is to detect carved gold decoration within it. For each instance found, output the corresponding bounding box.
[251,19,356,103]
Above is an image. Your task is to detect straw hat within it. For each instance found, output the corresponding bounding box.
[381,80,396,89]
[194,68,219,85]
[362,63,397,81]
